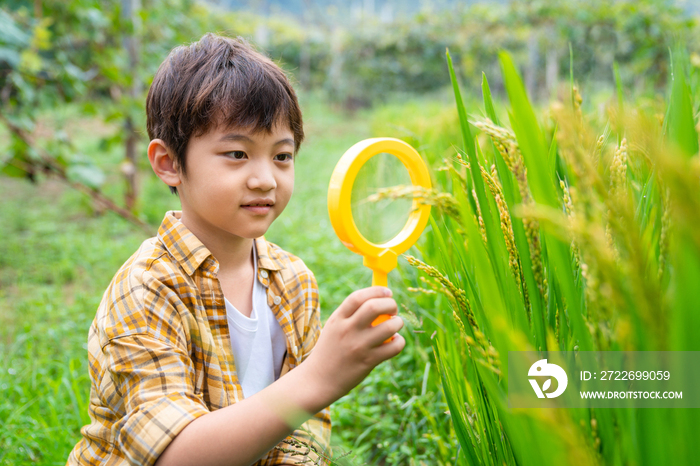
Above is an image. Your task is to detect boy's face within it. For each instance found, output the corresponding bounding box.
[175,122,295,242]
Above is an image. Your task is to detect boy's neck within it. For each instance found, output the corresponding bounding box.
[179,210,254,275]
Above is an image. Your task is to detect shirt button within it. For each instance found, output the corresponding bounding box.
[260,270,268,278]
[273,295,281,305]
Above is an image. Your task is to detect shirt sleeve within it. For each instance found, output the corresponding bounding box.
[105,334,210,465]
[100,266,211,466]
[264,268,333,466]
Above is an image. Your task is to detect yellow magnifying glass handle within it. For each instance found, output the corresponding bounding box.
[372,271,388,287]
[371,270,389,329]
[328,138,432,336]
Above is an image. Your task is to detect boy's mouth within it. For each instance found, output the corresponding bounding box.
[241,198,275,207]
[241,199,274,214]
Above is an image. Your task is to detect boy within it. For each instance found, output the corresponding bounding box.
[67,33,405,466]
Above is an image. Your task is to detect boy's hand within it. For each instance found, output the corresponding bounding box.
[303,286,405,405]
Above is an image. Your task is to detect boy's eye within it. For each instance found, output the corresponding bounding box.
[226,151,247,159]
[275,153,293,161]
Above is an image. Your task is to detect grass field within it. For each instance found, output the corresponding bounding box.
[0,93,457,465]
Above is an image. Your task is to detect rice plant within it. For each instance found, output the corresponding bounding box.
[399,47,700,465]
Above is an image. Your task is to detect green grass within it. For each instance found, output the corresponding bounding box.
[0,182,144,465]
[0,93,457,465]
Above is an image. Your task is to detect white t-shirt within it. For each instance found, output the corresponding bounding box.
[223,245,287,399]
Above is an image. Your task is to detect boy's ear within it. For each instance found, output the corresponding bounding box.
[148,139,182,188]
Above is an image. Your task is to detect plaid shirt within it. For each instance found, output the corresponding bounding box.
[68,210,331,466]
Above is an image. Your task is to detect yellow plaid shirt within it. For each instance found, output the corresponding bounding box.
[68,210,331,465]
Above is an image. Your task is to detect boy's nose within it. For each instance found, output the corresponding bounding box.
[246,162,277,191]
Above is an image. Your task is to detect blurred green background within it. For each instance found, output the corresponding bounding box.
[1,1,699,465]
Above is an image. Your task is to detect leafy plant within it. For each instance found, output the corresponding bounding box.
[393,46,700,465]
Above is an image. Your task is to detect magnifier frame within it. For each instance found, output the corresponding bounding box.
[327,138,432,287]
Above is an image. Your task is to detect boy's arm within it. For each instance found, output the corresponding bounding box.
[155,286,405,466]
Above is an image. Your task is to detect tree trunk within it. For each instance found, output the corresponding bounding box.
[546,48,559,100]
[327,26,344,100]
[121,0,141,211]
[299,39,310,90]
[525,31,539,101]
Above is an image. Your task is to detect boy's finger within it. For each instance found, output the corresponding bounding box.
[370,332,406,362]
[365,315,404,347]
[336,286,392,318]
[353,297,398,329]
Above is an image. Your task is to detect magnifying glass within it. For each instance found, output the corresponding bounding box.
[328,138,432,328]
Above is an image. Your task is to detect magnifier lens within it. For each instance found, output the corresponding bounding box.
[350,152,413,245]
[327,137,432,282]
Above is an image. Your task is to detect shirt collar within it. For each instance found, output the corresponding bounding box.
[157,210,284,276]
[253,237,284,272]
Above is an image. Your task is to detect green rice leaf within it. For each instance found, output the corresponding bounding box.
[500,51,558,208]
[433,338,480,464]
[665,47,698,158]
